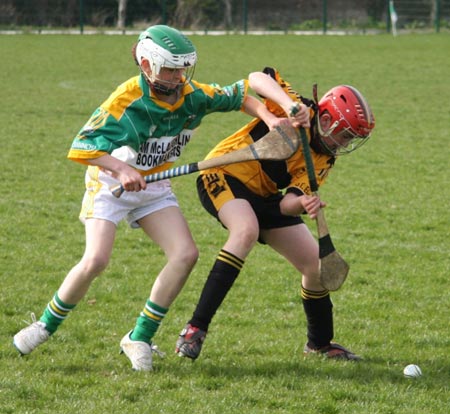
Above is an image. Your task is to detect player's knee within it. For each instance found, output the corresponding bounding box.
[232,223,258,251]
[184,243,199,267]
[80,254,110,277]
[301,259,320,284]
[172,242,199,270]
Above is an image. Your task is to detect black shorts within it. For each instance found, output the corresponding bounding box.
[196,172,303,230]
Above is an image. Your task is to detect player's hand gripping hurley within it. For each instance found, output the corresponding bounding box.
[110,124,299,198]
[298,127,349,291]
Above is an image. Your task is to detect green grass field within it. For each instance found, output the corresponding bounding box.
[0,33,449,413]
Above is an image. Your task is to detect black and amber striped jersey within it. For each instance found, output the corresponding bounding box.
[199,67,336,198]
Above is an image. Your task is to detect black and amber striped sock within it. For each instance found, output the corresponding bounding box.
[301,286,334,349]
[190,249,244,331]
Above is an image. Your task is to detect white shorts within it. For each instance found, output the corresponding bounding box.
[79,166,179,228]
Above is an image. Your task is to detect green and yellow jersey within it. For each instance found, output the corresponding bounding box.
[68,73,248,176]
[200,67,335,198]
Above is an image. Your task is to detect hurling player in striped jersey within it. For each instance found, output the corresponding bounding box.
[13,27,307,371]
[176,67,375,362]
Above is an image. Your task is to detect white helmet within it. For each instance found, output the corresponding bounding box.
[136,25,197,95]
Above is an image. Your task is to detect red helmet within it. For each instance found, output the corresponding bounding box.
[316,85,375,155]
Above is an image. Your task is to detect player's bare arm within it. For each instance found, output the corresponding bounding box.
[248,71,310,128]
[241,95,297,131]
[280,192,326,220]
[241,95,281,128]
[88,154,147,192]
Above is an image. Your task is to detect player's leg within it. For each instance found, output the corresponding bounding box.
[262,224,360,360]
[192,198,258,325]
[120,206,198,370]
[13,218,117,355]
[261,223,320,287]
[176,198,259,359]
[142,205,199,307]
[58,218,117,303]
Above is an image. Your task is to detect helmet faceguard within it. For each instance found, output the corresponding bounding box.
[315,85,375,156]
[135,25,197,95]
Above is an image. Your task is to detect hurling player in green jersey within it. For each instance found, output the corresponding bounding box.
[13,25,308,371]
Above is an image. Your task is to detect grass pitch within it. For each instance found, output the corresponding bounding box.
[0,33,449,413]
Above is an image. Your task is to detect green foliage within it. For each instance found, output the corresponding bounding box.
[1,33,449,413]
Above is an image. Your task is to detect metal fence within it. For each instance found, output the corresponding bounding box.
[1,0,449,34]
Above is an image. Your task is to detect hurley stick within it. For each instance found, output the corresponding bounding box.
[111,123,299,198]
[298,128,349,291]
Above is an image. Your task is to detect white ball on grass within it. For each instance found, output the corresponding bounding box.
[403,364,422,378]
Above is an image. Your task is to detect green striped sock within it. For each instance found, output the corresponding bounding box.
[130,300,168,344]
[40,292,76,334]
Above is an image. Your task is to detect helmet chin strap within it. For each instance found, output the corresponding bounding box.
[310,84,335,157]
[151,82,181,96]
[313,83,340,138]
[312,83,319,104]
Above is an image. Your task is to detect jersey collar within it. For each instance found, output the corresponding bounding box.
[138,73,151,98]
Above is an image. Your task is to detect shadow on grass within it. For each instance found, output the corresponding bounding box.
[4,335,449,392]
[166,354,450,389]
